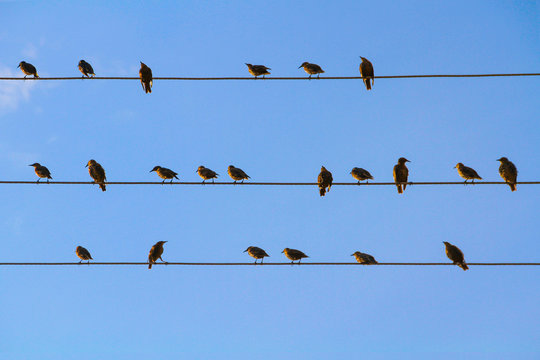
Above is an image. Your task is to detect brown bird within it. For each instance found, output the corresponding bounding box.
[227,165,250,183]
[497,157,518,191]
[298,62,324,79]
[282,248,308,264]
[139,62,153,93]
[455,163,482,183]
[318,166,333,196]
[359,57,374,90]
[148,241,167,269]
[29,163,52,183]
[244,246,270,264]
[351,251,378,264]
[78,60,95,77]
[150,166,179,184]
[393,157,410,194]
[18,61,38,78]
[245,63,271,78]
[197,166,219,183]
[76,246,93,263]
[350,167,373,183]
[443,241,468,271]
[86,159,106,191]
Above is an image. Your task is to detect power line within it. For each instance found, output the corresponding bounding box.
[0,180,538,186]
[0,262,538,266]
[0,73,539,81]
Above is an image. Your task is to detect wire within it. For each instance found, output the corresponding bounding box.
[0,73,538,81]
[0,262,538,266]
[0,180,538,186]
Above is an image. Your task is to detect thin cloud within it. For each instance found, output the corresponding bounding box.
[0,63,37,115]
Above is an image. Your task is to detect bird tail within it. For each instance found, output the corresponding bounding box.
[99,183,106,191]
[397,184,403,194]
[364,79,371,90]
[509,183,516,192]
[459,262,469,271]
[148,262,152,269]
[319,187,326,196]
[35,73,39,78]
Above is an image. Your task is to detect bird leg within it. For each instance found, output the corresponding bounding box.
[162,180,165,185]
[36,178,40,183]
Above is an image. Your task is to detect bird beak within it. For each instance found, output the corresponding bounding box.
[281,250,284,253]
[406,160,411,163]
[453,166,456,169]
[149,170,153,172]
[350,254,354,256]
[28,164,32,166]
[298,65,302,69]
[243,249,248,252]
[17,64,20,68]
[85,164,88,168]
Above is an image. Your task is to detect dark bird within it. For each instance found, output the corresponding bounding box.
[455,163,482,183]
[86,159,106,191]
[227,165,250,183]
[318,166,333,196]
[351,251,378,264]
[359,57,374,90]
[150,166,179,184]
[139,62,153,93]
[197,166,219,183]
[497,157,518,191]
[443,241,468,271]
[350,167,373,183]
[29,163,52,183]
[282,248,309,264]
[78,60,95,77]
[298,62,324,79]
[148,241,167,269]
[244,246,270,264]
[76,246,93,263]
[18,61,38,78]
[245,63,271,78]
[393,157,410,194]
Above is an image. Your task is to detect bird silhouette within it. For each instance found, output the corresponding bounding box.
[443,241,468,271]
[76,246,93,263]
[318,166,333,196]
[139,62,153,93]
[282,248,308,264]
[497,157,518,191]
[393,157,410,194]
[18,61,38,78]
[29,163,52,183]
[298,62,324,79]
[245,63,271,78]
[455,163,482,183]
[150,166,179,184]
[86,159,106,191]
[351,251,378,264]
[78,60,95,77]
[197,166,219,183]
[148,241,167,269]
[359,57,374,90]
[244,246,270,264]
[350,167,373,184]
[227,165,250,183]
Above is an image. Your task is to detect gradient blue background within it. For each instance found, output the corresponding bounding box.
[1,1,539,358]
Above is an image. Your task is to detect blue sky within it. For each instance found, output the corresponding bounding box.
[0,1,539,358]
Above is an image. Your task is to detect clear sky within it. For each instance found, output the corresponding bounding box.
[1,1,539,359]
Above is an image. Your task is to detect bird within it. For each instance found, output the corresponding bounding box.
[150,166,179,184]
[86,159,106,191]
[227,165,250,183]
[298,62,324,79]
[148,241,167,269]
[359,57,374,90]
[245,63,271,78]
[443,241,468,271]
[350,167,373,184]
[244,246,270,264]
[28,163,52,183]
[282,248,309,264]
[17,61,38,78]
[497,157,518,191]
[139,62,153,93]
[318,166,333,196]
[351,251,378,264]
[393,157,410,194]
[197,166,219,183]
[75,246,93,263]
[78,60,95,77]
[455,163,482,183]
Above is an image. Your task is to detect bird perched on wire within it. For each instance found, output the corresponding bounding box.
[351,251,378,264]
[298,62,324,79]
[86,159,106,191]
[350,167,373,184]
[28,163,52,183]
[148,241,167,269]
[282,248,308,264]
[245,63,271,78]
[139,61,153,93]
[455,163,482,184]
[78,60,95,78]
[150,166,179,184]
[244,246,270,264]
[359,57,374,90]
[393,157,410,194]
[197,166,219,183]
[227,165,250,183]
[18,61,39,78]
[76,246,93,263]
[443,241,468,271]
[318,166,333,196]
[497,157,518,191]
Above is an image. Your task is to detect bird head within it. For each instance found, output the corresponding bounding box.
[245,63,252,68]
[298,62,309,68]
[86,159,97,168]
[157,241,167,245]
[140,61,146,68]
[442,241,450,247]
[454,163,464,169]
[29,163,40,167]
[351,251,360,256]
[321,166,327,171]
[359,57,368,62]
[197,166,206,172]
[496,157,508,162]
[17,61,25,68]
[243,247,252,253]
[150,166,161,172]
[228,165,235,170]
[398,157,410,164]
